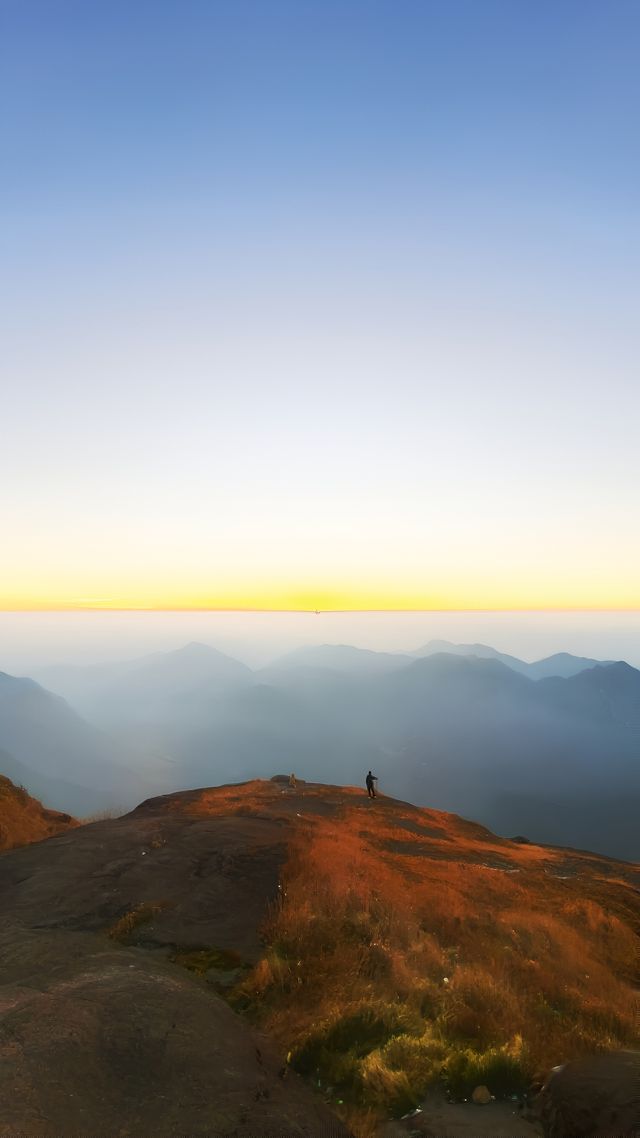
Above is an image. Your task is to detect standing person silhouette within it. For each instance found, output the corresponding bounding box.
[365,770,378,798]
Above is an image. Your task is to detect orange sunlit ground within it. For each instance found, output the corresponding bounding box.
[176,779,640,1132]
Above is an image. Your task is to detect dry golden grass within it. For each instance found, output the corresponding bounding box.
[217,781,639,1129]
[82,806,125,822]
[0,775,77,850]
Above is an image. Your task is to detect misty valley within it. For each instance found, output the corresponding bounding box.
[2,639,638,862]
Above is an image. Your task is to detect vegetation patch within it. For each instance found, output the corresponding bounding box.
[286,1003,426,1114]
[233,805,639,1133]
[0,777,29,805]
[442,1037,530,1099]
[378,1031,446,1087]
[170,945,244,974]
[355,1029,449,1115]
[293,1003,421,1075]
[107,900,172,942]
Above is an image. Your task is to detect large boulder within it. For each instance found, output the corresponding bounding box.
[0,924,353,1137]
[532,1050,639,1137]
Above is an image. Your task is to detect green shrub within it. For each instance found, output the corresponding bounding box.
[381,1031,446,1082]
[442,1039,530,1099]
[292,1002,422,1079]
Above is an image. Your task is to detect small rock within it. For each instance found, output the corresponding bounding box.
[472,1085,492,1104]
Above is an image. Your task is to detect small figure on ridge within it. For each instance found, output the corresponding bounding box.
[365,770,378,799]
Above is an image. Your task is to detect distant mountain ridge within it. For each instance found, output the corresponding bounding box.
[7,640,639,859]
[266,642,414,675]
[34,641,252,726]
[413,639,615,679]
[31,638,623,696]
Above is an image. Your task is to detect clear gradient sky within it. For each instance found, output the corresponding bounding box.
[2,0,639,611]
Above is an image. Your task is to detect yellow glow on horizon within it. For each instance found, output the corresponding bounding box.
[1,575,638,613]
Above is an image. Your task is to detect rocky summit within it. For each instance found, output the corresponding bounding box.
[0,778,638,1136]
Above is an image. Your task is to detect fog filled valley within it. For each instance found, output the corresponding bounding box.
[2,630,639,861]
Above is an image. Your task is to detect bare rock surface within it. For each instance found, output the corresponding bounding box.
[0,793,289,960]
[0,945,351,1136]
[0,784,351,1137]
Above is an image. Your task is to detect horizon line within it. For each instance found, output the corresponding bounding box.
[1,606,640,615]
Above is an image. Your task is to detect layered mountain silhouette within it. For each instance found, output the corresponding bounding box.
[414,639,613,678]
[35,641,252,726]
[0,778,637,1136]
[266,642,414,675]
[0,671,150,815]
[7,641,639,859]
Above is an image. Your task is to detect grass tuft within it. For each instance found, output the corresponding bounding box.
[107,900,171,942]
[442,1036,530,1099]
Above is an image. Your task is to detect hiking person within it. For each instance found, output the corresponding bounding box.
[365,770,378,798]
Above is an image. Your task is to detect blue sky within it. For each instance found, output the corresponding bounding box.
[1,0,639,609]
